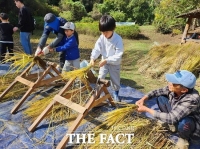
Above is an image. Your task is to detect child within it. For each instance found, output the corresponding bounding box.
[42,22,80,72]
[0,13,15,63]
[90,15,124,102]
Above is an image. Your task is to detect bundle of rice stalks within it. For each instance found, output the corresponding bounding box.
[61,65,92,80]
[24,93,55,121]
[138,42,200,78]
[76,104,174,149]
[24,85,93,123]
[99,104,138,128]
[4,50,34,75]
[0,74,28,102]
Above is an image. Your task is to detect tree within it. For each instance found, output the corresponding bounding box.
[89,0,154,24]
[59,1,87,21]
[154,0,200,33]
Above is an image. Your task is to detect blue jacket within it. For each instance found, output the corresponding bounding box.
[38,17,79,48]
[56,35,80,60]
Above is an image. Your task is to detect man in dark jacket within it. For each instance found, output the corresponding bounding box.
[35,13,79,69]
[13,0,33,55]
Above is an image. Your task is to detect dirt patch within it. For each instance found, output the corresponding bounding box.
[139,26,182,45]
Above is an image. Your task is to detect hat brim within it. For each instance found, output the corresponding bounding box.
[165,73,180,84]
[60,26,74,30]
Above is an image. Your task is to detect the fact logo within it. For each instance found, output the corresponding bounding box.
[66,133,134,144]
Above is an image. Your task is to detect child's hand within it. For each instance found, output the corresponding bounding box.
[49,48,54,52]
[13,27,18,32]
[90,59,95,66]
[99,59,107,67]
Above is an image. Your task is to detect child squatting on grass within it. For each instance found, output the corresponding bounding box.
[41,22,80,72]
[135,70,200,149]
[90,15,124,102]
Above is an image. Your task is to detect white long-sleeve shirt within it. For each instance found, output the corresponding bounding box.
[90,32,124,65]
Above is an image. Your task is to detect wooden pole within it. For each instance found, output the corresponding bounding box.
[181,17,192,44]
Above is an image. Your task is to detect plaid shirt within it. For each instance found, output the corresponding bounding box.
[147,86,200,137]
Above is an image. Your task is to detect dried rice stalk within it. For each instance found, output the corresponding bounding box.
[76,104,174,149]
[101,104,138,128]
[61,65,92,80]
[4,50,34,75]
[138,42,200,78]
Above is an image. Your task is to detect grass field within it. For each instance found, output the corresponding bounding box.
[12,25,199,93]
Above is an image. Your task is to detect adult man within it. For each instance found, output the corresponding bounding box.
[136,70,200,149]
[35,13,79,69]
[13,0,33,55]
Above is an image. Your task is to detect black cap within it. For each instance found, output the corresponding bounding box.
[0,13,8,20]
[14,0,24,3]
[44,13,56,23]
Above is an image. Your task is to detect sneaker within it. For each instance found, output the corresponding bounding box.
[157,120,176,132]
[174,138,189,149]
[56,65,62,73]
[113,91,121,102]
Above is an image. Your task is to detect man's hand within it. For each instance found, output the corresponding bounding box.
[90,59,95,66]
[42,46,50,55]
[137,104,155,115]
[99,59,107,67]
[135,95,148,106]
[35,47,42,56]
[137,104,148,112]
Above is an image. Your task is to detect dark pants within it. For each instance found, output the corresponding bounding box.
[59,51,65,68]
[0,43,14,61]
[157,96,200,148]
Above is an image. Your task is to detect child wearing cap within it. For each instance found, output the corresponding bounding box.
[35,13,79,71]
[0,13,16,63]
[42,22,80,72]
[90,15,124,102]
[135,70,200,149]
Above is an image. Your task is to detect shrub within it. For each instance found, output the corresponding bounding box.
[59,11,73,22]
[80,17,94,23]
[109,11,126,22]
[115,25,140,39]
[34,16,45,30]
[76,22,140,39]
[76,22,100,37]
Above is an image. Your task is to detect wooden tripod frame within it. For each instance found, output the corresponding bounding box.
[28,70,115,149]
[0,56,62,114]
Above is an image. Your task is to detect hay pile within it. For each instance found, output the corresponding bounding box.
[137,42,200,78]
[76,104,174,149]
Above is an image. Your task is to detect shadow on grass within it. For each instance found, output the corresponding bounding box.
[121,78,144,90]
[135,34,150,40]
[79,48,92,61]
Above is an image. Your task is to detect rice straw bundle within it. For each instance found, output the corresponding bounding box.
[76,104,174,149]
[61,65,92,80]
[101,104,138,128]
[0,74,28,102]
[24,93,58,121]
[4,50,34,74]
[24,85,93,122]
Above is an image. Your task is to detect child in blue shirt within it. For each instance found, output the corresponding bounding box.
[42,22,80,72]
